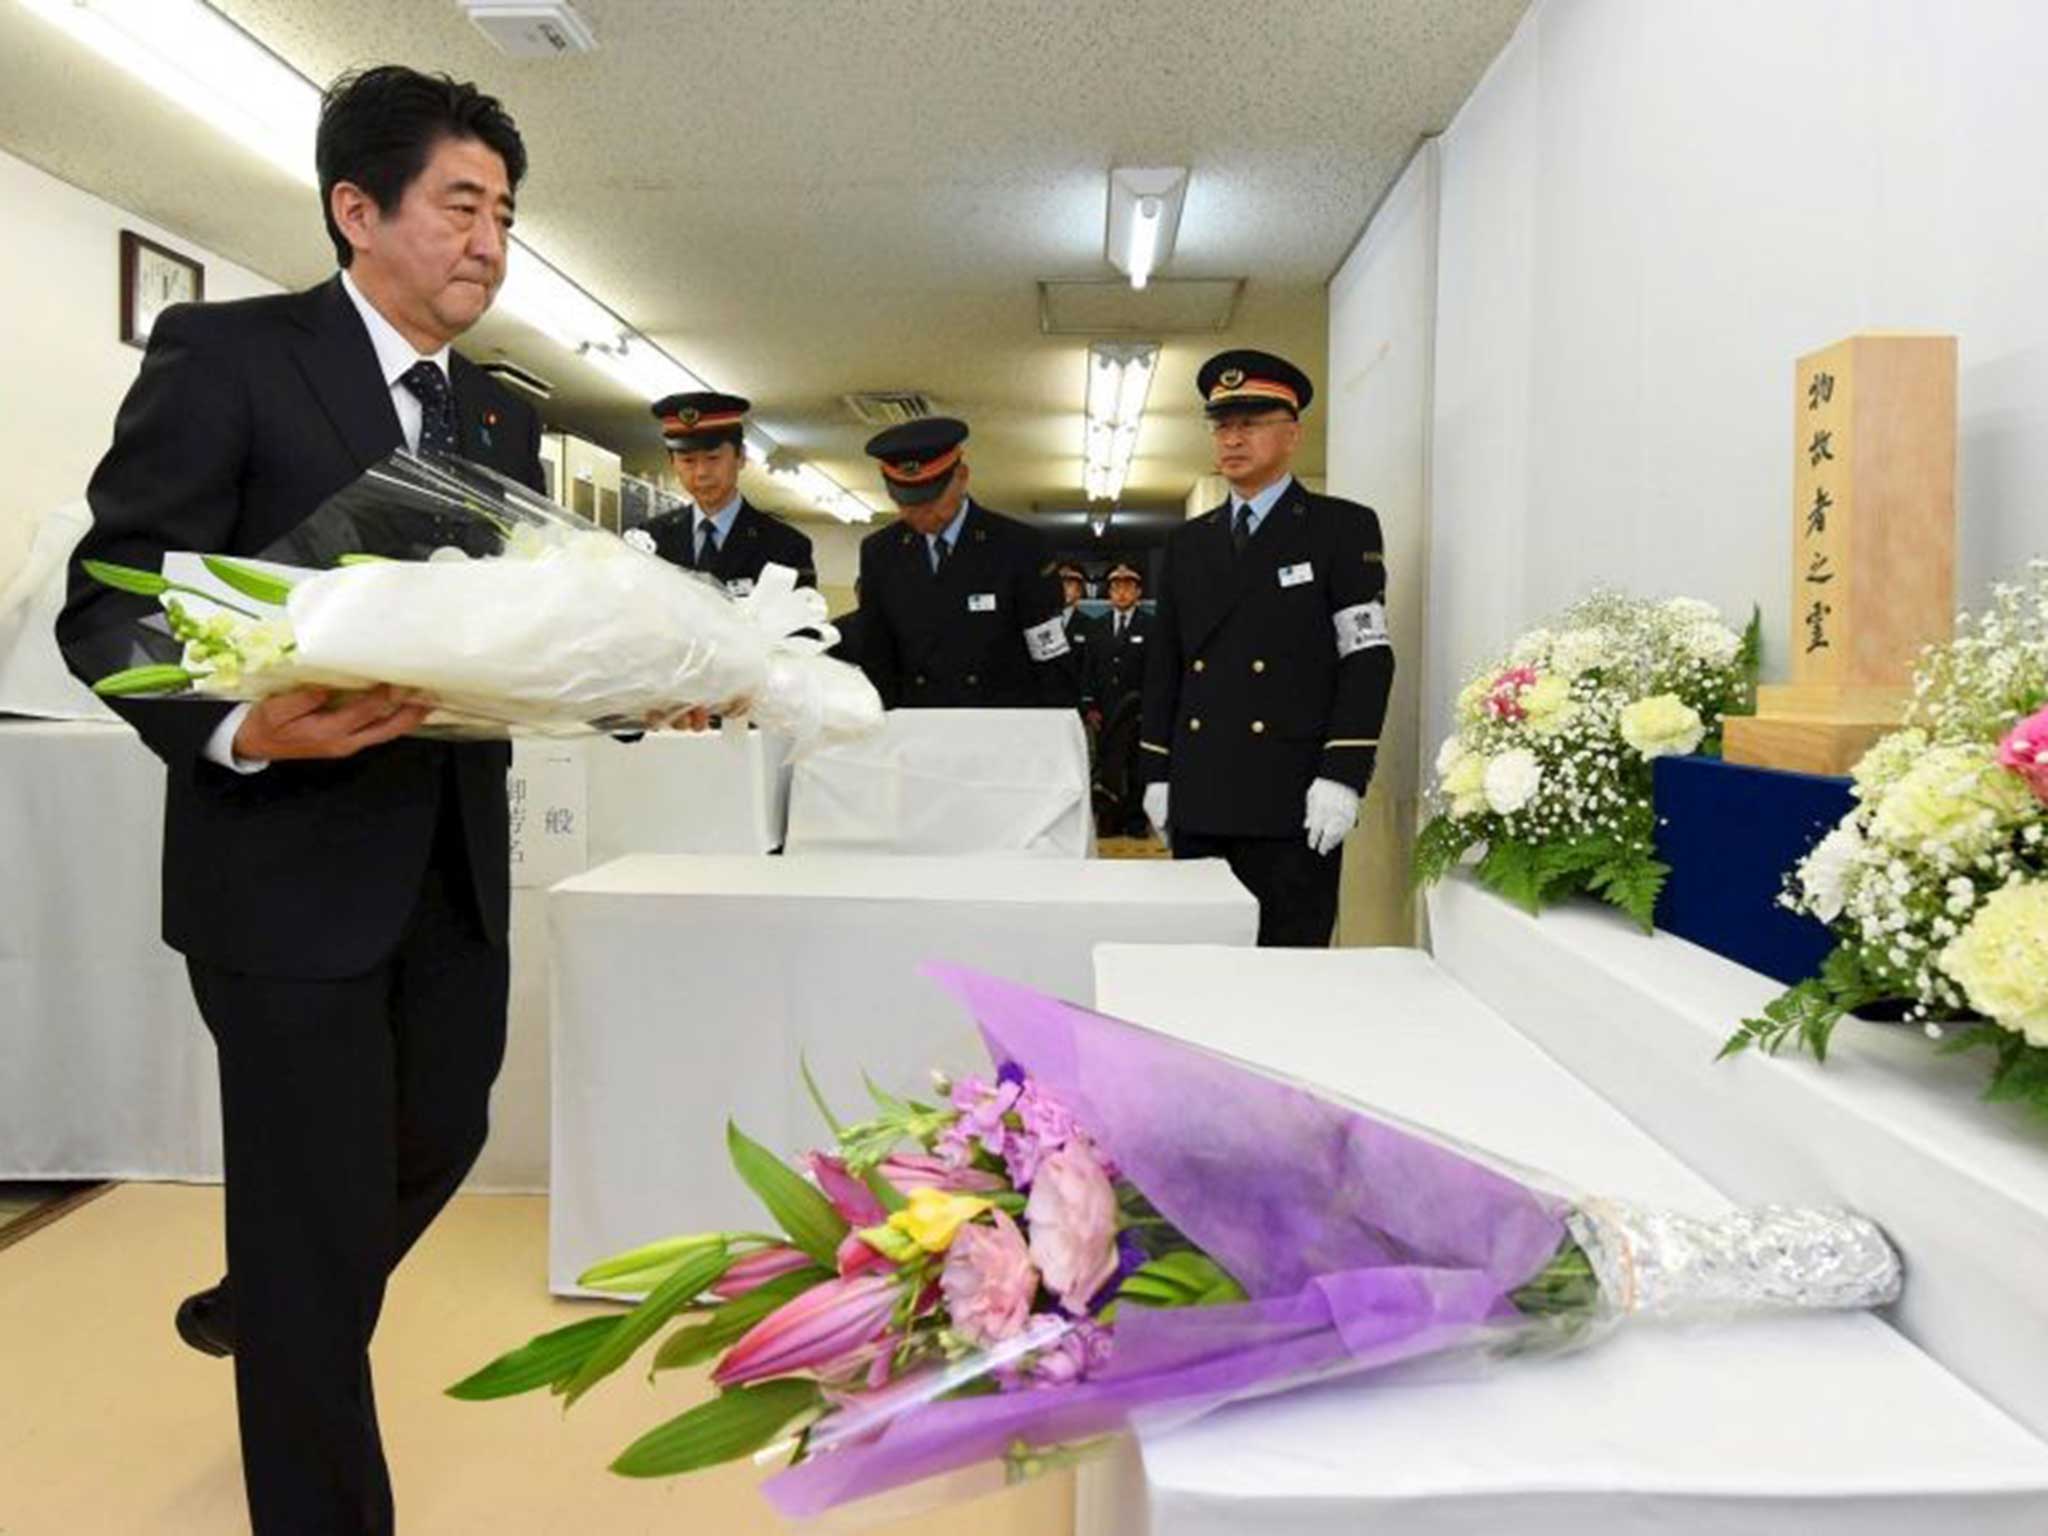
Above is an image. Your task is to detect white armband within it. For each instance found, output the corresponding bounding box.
[1333,601,1389,658]
[1026,616,1071,662]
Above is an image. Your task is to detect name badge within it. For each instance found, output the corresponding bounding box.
[968,593,998,612]
[1278,562,1315,588]
[1129,633,1145,644]
[725,577,755,597]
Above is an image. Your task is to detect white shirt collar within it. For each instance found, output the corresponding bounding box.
[693,492,744,537]
[927,497,971,552]
[340,269,450,387]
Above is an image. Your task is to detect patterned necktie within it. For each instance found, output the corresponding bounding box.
[696,520,720,568]
[400,360,458,456]
[1231,502,1253,554]
[930,536,950,576]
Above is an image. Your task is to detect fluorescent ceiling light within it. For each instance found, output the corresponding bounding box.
[1105,167,1188,291]
[13,0,873,523]
[1082,341,1158,503]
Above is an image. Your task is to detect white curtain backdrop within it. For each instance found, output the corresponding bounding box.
[1420,0,2048,755]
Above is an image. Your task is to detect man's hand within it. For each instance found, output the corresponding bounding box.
[1304,778,1362,856]
[641,699,746,733]
[232,686,430,762]
[1143,782,1170,845]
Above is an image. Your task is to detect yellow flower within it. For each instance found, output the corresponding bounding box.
[1941,882,2048,1047]
[887,1187,993,1254]
[1620,694,1704,759]
[1443,752,1488,819]
[1870,746,2035,859]
[1522,674,1577,737]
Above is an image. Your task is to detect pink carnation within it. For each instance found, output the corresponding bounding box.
[1998,705,2048,805]
[1024,1143,1120,1313]
[939,1210,1037,1346]
[1486,666,1539,722]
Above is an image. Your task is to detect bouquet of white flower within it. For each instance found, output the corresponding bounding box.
[66,450,882,745]
[1723,561,2048,1119]
[1413,593,1759,928]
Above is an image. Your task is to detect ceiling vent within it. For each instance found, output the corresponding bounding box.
[460,2,599,58]
[843,391,938,427]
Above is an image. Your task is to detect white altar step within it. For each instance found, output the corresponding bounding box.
[1428,868,2048,1445]
[1078,944,2048,1536]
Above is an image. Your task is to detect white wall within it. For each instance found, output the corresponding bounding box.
[1326,142,1439,944]
[0,148,282,596]
[1421,0,2048,754]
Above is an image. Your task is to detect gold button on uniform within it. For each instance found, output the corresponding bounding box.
[1192,659,1206,673]
[966,674,978,686]
[1189,718,1203,732]
[1251,720,1265,734]
[1252,659,1266,673]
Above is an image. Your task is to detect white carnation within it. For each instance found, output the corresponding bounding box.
[1435,735,1468,779]
[1483,749,1543,815]
[1798,821,1865,924]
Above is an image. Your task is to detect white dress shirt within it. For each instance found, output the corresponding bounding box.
[205,270,452,772]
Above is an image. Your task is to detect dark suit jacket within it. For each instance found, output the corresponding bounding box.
[645,498,815,590]
[57,277,545,979]
[1139,481,1394,837]
[1087,606,1154,711]
[854,501,1078,710]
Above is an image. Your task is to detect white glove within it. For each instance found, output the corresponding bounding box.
[1304,777,1362,856]
[1143,783,1171,842]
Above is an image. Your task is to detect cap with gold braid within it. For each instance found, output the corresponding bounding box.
[1196,349,1314,418]
[652,390,749,452]
[864,416,969,506]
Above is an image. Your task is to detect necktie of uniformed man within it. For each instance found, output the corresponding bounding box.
[697,520,720,568]
[1231,502,1253,554]
[931,536,950,576]
[400,361,458,456]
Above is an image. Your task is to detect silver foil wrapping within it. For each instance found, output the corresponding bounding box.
[1568,1201,1903,1320]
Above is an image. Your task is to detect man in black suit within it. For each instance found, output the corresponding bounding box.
[637,391,815,593]
[1090,561,1156,835]
[57,67,542,1536]
[853,417,1077,709]
[1140,350,1394,946]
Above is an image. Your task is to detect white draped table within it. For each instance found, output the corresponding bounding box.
[784,708,1093,857]
[0,719,787,1190]
[1427,869,2048,1442]
[546,853,1257,1293]
[1076,943,2048,1535]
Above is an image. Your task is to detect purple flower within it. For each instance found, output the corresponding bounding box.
[1013,1316,1115,1389]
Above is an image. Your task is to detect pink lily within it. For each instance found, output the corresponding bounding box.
[879,1152,1006,1194]
[835,1231,894,1279]
[808,1154,887,1227]
[708,1243,815,1300]
[714,1272,903,1388]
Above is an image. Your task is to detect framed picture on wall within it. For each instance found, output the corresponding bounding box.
[119,230,204,349]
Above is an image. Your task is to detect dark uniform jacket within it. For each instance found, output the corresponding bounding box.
[1063,606,1105,703]
[855,500,1078,709]
[644,498,815,592]
[56,277,545,978]
[1088,606,1154,712]
[1139,480,1393,838]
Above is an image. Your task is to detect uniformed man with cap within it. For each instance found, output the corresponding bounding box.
[854,417,1078,709]
[1139,350,1393,945]
[1090,560,1156,834]
[639,391,815,594]
[1058,562,1105,712]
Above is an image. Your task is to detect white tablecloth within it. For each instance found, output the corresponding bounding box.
[784,709,1093,857]
[1078,944,2048,1535]
[1,721,788,1190]
[1427,870,2048,1443]
[546,853,1257,1293]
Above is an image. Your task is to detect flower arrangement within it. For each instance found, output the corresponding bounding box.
[1414,594,1759,927]
[1723,562,2048,1118]
[453,965,1899,1520]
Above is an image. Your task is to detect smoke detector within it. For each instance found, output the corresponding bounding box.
[460,2,599,57]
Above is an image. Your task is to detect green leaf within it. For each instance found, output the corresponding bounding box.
[727,1121,848,1267]
[82,559,170,597]
[1586,851,1668,932]
[610,1379,823,1479]
[651,1267,831,1373]
[862,1165,909,1214]
[1410,813,1476,890]
[92,664,195,697]
[1119,1252,1246,1308]
[558,1242,732,1407]
[577,1232,728,1294]
[800,1054,845,1135]
[446,1313,622,1401]
[1476,839,1545,914]
[200,555,295,607]
[862,1071,910,1118]
[336,552,390,565]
